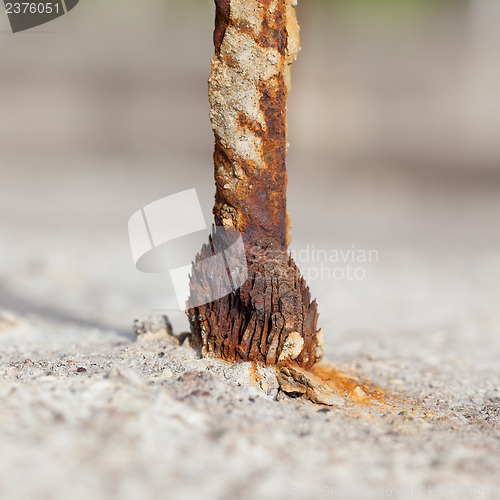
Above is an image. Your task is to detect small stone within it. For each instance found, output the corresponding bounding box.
[352,386,366,399]
[255,364,280,398]
[278,331,304,362]
[277,365,346,407]
[133,314,173,338]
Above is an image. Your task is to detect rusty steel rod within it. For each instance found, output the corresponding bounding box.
[188,0,323,370]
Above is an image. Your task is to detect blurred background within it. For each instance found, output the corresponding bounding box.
[1,0,499,364]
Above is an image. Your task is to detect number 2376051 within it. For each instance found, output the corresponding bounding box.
[5,3,61,14]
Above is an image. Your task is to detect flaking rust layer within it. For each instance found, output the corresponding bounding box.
[188,0,324,372]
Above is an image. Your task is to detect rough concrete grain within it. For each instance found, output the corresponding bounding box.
[1,309,500,500]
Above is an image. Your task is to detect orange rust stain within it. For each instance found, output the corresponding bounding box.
[249,361,258,382]
[310,363,403,408]
[242,360,418,415]
[310,363,419,413]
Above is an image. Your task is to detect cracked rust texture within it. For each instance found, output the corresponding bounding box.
[189,244,323,369]
[188,0,322,370]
